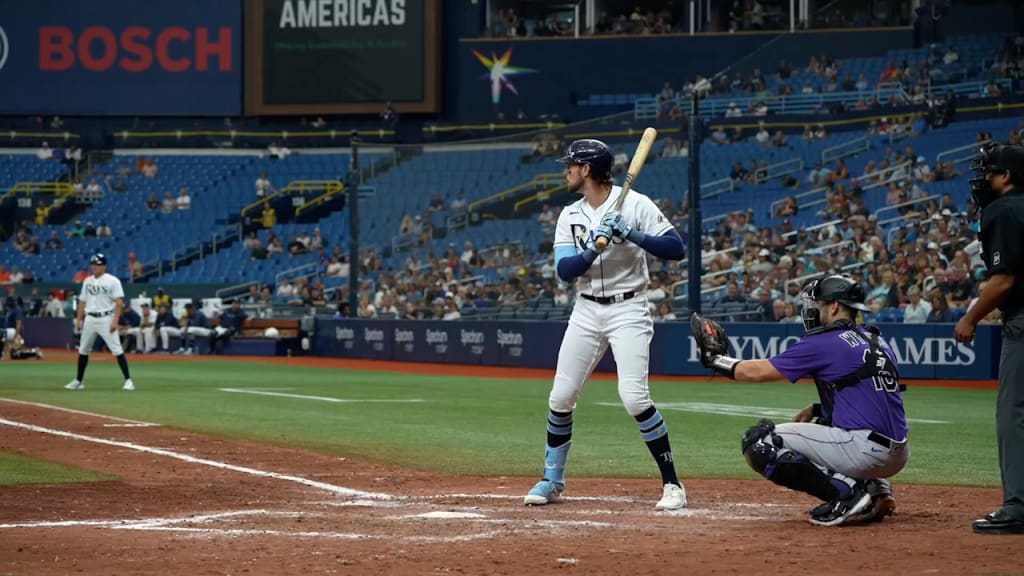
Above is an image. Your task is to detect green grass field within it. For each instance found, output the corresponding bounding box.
[0,451,117,485]
[0,359,1001,487]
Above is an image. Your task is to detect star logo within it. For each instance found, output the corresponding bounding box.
[471,47,537,104]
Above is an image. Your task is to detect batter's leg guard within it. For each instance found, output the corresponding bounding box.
[524,443,570,506]
[741,420,838,502]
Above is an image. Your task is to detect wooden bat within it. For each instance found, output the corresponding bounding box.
[595,126,658,249]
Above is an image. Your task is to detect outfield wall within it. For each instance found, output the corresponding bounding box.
[313,319,1002,380]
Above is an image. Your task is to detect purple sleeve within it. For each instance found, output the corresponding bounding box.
[767,338,829,383]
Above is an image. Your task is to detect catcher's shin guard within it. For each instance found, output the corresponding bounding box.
[741,420,837,502]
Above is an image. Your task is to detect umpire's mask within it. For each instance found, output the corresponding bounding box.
[799,279,822,332]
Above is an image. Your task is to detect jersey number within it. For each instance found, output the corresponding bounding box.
[862,350,900,393]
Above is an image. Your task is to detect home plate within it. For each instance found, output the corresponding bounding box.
[405,511,487,520]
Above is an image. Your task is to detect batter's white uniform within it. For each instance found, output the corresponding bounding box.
[78,273,126,356]
[551,186,674,416]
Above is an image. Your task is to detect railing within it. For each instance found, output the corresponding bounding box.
[770,183,829,217]
[468,173,564,213]
[216,280,261,300]
[141,229,236,282]
[781,218,841,239]
[851,160,912,190]
[275,262,321,288]
[936,139,989,166]
[391,232,421,255]
[822,134,869,163]
[240,179,345,219]
[446,211,471,234]
[293,181,346,219]
[513,183,568,212]
[872,194,938,222]
[753,158,804,184]
[113,128,396,144]
[2,181,75,201]
[700,177,734,199]
[478,240,525,264]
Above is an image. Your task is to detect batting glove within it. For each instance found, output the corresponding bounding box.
[602,211,644,244]
[591,222,614,252]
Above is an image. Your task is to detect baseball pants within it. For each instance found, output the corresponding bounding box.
[549,296,654,417]
[160,327,182,350]
[3,328,13,341]
[79,315,124,355]
[773,422,909,481]
[997,313,1024,520]
[125,327,156,352]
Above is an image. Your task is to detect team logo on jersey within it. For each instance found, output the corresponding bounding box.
[571,224,590,251]
[0,25,8,72]
[85,284,111,296]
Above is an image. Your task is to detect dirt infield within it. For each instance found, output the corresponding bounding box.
[1,353,1013,575]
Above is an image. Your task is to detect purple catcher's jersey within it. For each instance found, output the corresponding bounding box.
[769,324,909,441]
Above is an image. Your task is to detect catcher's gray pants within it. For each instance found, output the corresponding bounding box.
[774,422,909,482]
[997,313,1024,520]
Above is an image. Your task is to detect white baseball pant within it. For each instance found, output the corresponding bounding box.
[548,296,654,417]
[160,326,182,350]
[79,315,124,355]
[3,328,14,341]
[125,327,156,352]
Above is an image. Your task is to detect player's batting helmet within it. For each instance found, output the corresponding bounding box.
[90,253,107,265]
[556,139,613,181]
[799,275,870,331]
[969,142,1024,210]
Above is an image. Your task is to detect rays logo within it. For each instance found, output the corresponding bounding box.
[570,223,624,251]
[0,25,8,72]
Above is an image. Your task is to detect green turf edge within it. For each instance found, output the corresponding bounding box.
[0,450,118,486]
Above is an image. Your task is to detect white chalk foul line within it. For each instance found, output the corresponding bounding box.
[0,417,392,501]
[0,398,159,427]
[219,388,427,404]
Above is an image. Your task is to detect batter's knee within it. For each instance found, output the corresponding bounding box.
[548,374,580,413]
[617,382,652,417]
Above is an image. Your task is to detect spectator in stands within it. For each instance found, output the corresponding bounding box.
[902,285,930,323]
[428,193,444,212]
[260,204,276,229]
[96,222,112,238]
[450,192,467,210]
[754,123,770,144]
[159,192,174,214]
[138,158,158,177]
[176,188,191,210]
[326,256,349,278]
[942,47,959,65]
[44,231,62,250]
[44,293,65,318]
[725,102,742,117]
[612,149,628,175]
[710,126,730,145]
[770,130,787,147]
[926,292,952,323]
[268,142,292,159]
[266,235,284,257]
[255,172,275,198]
[36,142,54,160]
[969,280,1003,325]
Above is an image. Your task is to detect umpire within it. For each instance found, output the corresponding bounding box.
[955,142,1024,535]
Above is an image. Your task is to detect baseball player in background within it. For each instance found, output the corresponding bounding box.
[691,275,909,526]
[2,296,44,360]
[65,253,135,391]
[524,139,687,510]
[127,302,158,353]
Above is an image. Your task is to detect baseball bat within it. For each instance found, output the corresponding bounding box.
[595,127,658,249]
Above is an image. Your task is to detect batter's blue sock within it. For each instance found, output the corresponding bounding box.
[115,354,131,380]
[542,410,573,485]
[76,354,89,381]
[635,406,680,486]
[546,410,573,448]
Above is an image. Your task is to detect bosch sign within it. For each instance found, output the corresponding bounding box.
[39,26,233,72]
[0,0,241,116]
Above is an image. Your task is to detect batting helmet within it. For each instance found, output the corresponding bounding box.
[799,275,870,332]
[556,139,613,181]
[90,253,107,266]
[969,142,1024,210]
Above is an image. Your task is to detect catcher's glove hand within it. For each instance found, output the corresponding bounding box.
[690,312,728,369]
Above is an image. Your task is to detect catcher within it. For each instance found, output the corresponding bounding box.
[690,275,909,527]
[2,296,44,361]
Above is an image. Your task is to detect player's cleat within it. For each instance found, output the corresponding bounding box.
[809,483,872,527]
[123,379,135,391]
[524,479,564,506]
[655,482,687,510]
[65,379,84,390]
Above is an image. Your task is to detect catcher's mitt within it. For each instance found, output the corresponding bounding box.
[690,313,728,368]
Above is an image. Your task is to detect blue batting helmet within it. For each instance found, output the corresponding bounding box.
[90,253,107,265]
[556,139,613,181]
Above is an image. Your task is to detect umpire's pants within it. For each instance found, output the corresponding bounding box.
[998,313,1024,520]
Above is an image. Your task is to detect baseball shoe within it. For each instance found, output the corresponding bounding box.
[655,483,688,510]
[35,349,44,360]
[809,482,872,527]
[859,494,896,523]
[524,479,564,506]
[65,379,84,390]
[123,379,135,391]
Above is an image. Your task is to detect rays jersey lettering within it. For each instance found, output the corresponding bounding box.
[79,273,125,313]
[553,186,674,296]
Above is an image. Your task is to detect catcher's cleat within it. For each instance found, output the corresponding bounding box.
[809,483,872,527]
[858,494,896,522]
[524,479,564,506]
[655,483,687,510]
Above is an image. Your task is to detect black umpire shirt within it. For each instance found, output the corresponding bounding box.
[980,187,1024,318]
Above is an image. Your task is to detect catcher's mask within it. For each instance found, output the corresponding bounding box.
[799,275,871,332]
[969,142,1024,210]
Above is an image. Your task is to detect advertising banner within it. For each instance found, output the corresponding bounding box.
[245,0,441,115]
[0,0,242,116]
[314,319,1001,380]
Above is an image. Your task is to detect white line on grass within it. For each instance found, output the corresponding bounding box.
[219,388,427,404]
[0,417,392,500]
[0,398,159,426]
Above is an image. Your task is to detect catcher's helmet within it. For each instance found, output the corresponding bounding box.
[556,139,613,181]
[799,275,870,332]
[90,253,107,266]
[969,142,1024,210]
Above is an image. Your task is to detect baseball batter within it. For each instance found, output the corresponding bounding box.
[524,139,687,510]
[65,253,135,391]
[692,275,909,526]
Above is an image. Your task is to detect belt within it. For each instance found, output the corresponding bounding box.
[580,291,636,305]
[868,431,905,450]
[87,311,113,318]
